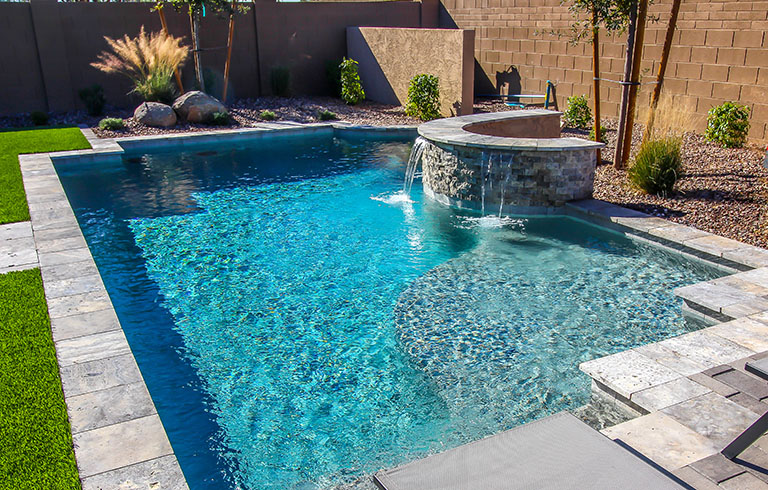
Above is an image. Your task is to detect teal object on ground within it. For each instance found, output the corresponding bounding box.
[56,133,720,489]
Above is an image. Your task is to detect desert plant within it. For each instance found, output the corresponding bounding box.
[209,111,231,126]
[317,109,338,121]
[78,85,106,116]
[405,74,441,121]
[260,110,276,121]
[91,26,188,104]
[29,111,49,126]
[325,59,343,98]
[628,137,682,196]
[589,124,607,143]
[98,117,125,130]
[270,67,290,97]
[340,58,365,105]
[706,101,750,148]
[563,95,592,129]
[645,94,695,142]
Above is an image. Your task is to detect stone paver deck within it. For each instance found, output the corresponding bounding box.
[568,199,768,489]
[17,129,188,489]
[0,221,38,272]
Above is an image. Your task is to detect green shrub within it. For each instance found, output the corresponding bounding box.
[325,59,342,98]
[208,111,231,126]
[705,101,750,148]
[260,110,277,121]
[98,117,125,130]
[134,76,177,105]
[628,137,682,196]
[340,58,365,105]
[270,66,290,96]
[563,95,592,129]
[78,84,105,116]
[405,74,441,121]
[589,124,607,143]
[30,111,49,126]
[317,109,338,121]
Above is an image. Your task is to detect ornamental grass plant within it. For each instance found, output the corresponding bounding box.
[92,26,188,105]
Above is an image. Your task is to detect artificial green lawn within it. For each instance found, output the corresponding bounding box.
[0,127,90,224]
[0,269,80,489]
[0,127,88,488]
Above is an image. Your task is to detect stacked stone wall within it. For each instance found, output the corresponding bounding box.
[440,0,768,142]
[421,140,596,209]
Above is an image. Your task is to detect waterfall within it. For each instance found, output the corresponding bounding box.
[498,155,514,217]
[481,153,494,216]
[404,137,428,196]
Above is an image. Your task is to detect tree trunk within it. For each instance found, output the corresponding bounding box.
[592,6,601,163]
[613,0,638,169]
[643,0,682,143]
[190,10,206,93]
[619,0,649,166]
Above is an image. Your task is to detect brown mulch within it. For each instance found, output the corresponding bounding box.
[3,97,766,248]
[564,119,768,249]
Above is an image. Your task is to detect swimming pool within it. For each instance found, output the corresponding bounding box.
[56,132,720,489]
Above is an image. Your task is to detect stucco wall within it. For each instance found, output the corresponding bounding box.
[347,27,475,116]
[439,0,768,142]
[0,0,422,115]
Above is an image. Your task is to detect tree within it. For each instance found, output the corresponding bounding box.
[563,0,634,161]
[158,0,248,94]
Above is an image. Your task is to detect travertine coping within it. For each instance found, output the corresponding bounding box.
[17,123,417,489]
[417,109,605,151]
[568,199,768,481]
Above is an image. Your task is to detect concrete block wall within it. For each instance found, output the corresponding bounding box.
[439,0,768,142]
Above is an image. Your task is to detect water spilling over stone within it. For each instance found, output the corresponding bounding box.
[403,136,428,196]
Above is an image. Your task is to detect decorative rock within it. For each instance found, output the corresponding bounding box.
[171,91,226,123]
[133,102,177,128]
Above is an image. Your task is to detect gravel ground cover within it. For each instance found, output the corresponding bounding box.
[563,119,768,248]
[2,98,765,247]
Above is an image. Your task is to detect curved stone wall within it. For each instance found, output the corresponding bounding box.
[417,110,604,214]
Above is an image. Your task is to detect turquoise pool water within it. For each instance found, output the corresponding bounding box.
[56,132,720,489]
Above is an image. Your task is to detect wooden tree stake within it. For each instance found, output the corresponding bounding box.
[158,5,185,95]
[613,0,637,169]
[190,9,206,93]
[222,0,236,102]
[619,0,649,166]
[643,0,681,143]
[592,5,601,163]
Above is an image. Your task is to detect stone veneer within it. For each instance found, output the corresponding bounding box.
[417,110,604,214]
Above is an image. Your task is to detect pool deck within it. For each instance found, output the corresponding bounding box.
[5,124,768,489]
[567,199,768,489]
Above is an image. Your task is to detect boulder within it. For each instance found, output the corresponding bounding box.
[172,91,227,123]
[133,102,177,128]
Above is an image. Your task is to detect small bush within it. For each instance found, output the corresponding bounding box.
[98,117,125,130]
[78,84,105,116]
[135,76,177,105]
[589,125,607,143]
[30,111,49,126]
[340,58,365,105]
[628,137,682,196]
[405,74,441,121]
[705,101,750,148]
[260,110,277,121]
[270,67,290,96]
[563,95,592,129]
[325,59,342,98]
[317,109,338,121]
[208,112,231,126]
